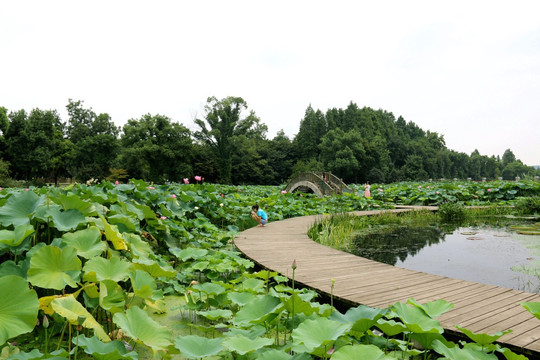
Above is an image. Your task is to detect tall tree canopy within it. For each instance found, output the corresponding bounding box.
[194,96,266,184]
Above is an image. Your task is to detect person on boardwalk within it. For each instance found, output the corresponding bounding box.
[364,182,371,198]
[251,204,268,227]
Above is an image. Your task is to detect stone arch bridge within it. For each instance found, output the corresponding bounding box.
[283,172,353,196]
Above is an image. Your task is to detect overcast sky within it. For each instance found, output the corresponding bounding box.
[1,1,539,165]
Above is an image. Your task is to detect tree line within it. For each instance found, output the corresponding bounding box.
[0,97,537,186]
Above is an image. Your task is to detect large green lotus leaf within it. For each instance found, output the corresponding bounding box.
[227,291,256,306]
[329,305,387,334]
[283,293,316,316]
[108,214,138,234]
[113,306,172,353]
[27,245,82,290]
[431,339,498,360]
[0,191,43,226]
[455,325,512,346]
[256,349,292,360]
[331,344,395,360]
[61,227,106,259]
[392,302,443,334]
[191,282,226,296]
[197,309,232,321]
[99,280,126,313]
[408,298,454,318]
[291,317,351,353]
[221,334,273,355]
[131,269,161,301]
[73,334,137,360]
[170,247,208,261]
[0,224,35,247]
[83,256,132,283]
[99,215,127,251]
[124,233,154,258]
[375,318,407,336]
[521,302,540,321]
[173,335,223,359]
[34,206,86,232]
[232,295,282,325]
[128,202,157,220]
[132,257,175,278]
[0,275,39,345]
[0,259,28,278]
[52,295,111,342]
[54,194,98,216]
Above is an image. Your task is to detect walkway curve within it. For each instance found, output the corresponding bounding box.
[234,208,540,355]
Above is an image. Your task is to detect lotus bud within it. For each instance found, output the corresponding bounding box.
[291,259,297,270]
[43,315,49,329]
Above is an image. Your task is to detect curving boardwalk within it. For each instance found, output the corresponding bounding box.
[234,209,540,355]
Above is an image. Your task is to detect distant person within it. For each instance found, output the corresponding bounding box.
[364,182,371,198]
[251,204,268,227]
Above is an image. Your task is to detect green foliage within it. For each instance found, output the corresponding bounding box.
[514,196,540,215]
[437,202,468,222]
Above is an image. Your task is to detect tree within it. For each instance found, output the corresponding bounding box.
[194,96,265,184]
[319,129,365,183]
[120,114,193,183]
[293,105,327,161]
[66,100,120,181]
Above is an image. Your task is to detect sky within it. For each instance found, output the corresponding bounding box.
[1,1,539,165]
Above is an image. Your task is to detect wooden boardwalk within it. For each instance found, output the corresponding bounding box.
[234,209,540,355]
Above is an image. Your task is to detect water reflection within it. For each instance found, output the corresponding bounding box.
[351,225,447,265]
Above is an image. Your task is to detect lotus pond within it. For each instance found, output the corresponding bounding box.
[1,180,540,359]
[351,222,540,292]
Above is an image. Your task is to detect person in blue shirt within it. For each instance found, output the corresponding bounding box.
[251,204,268,227]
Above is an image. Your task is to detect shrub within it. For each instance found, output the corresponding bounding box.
[514,196,540,215]
[437,202,467,222]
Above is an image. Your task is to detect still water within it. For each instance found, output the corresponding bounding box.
[351,225,540,292]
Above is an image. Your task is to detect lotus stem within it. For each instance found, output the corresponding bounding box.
[291,259,297,334]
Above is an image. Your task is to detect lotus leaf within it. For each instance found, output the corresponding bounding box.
[392,302,443,334]
[0,259,28,278]
[521,302,540,320]
[173,335,224,358]
[72,334,137,360]
[375,318,407,336]
[113,306,173,353]
[99,215,127,250]
[54,194,98,216]
[108,214,138,233]
[61,227,106,259]
[124,233,153,258]
[221,334,273,355]
[227,291,256,306]
[99,280,126,313]
[408,298,454,318]
[0,224,35,247]
[455,325,512,346]
[132,257,175,278]
[232,294,282,325]
[197,309,232,321]
[83,256,132,283]
[331,344,395,360]
[35,207,86,232]
[284,293,317,316]
[291,317,351,354]
[256,349,292,360]
[431,339,498,360]
[51,295,111,342]
[0,191,43,227]
[0,275,39,345]
[191,282,226,296]
[170,247,208,261]
[27,245,82,290]
[329,305,387,334]
[131,269,159,300]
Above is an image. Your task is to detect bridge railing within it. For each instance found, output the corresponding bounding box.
[284,172,353,195]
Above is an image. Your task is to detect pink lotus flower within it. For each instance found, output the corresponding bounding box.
[115,180,119,185]
[487,188,492,192]
[183,178,189,184]
[147,186,155,190]
[378,188,383,192]
[281,190,287,194]
[171,194,177,198]
[474,195,478,198]
[24,188,29,191]
[160,216,167,220]
[418,186,422,189]
[194,175,202,182]
[436,191,440,194]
